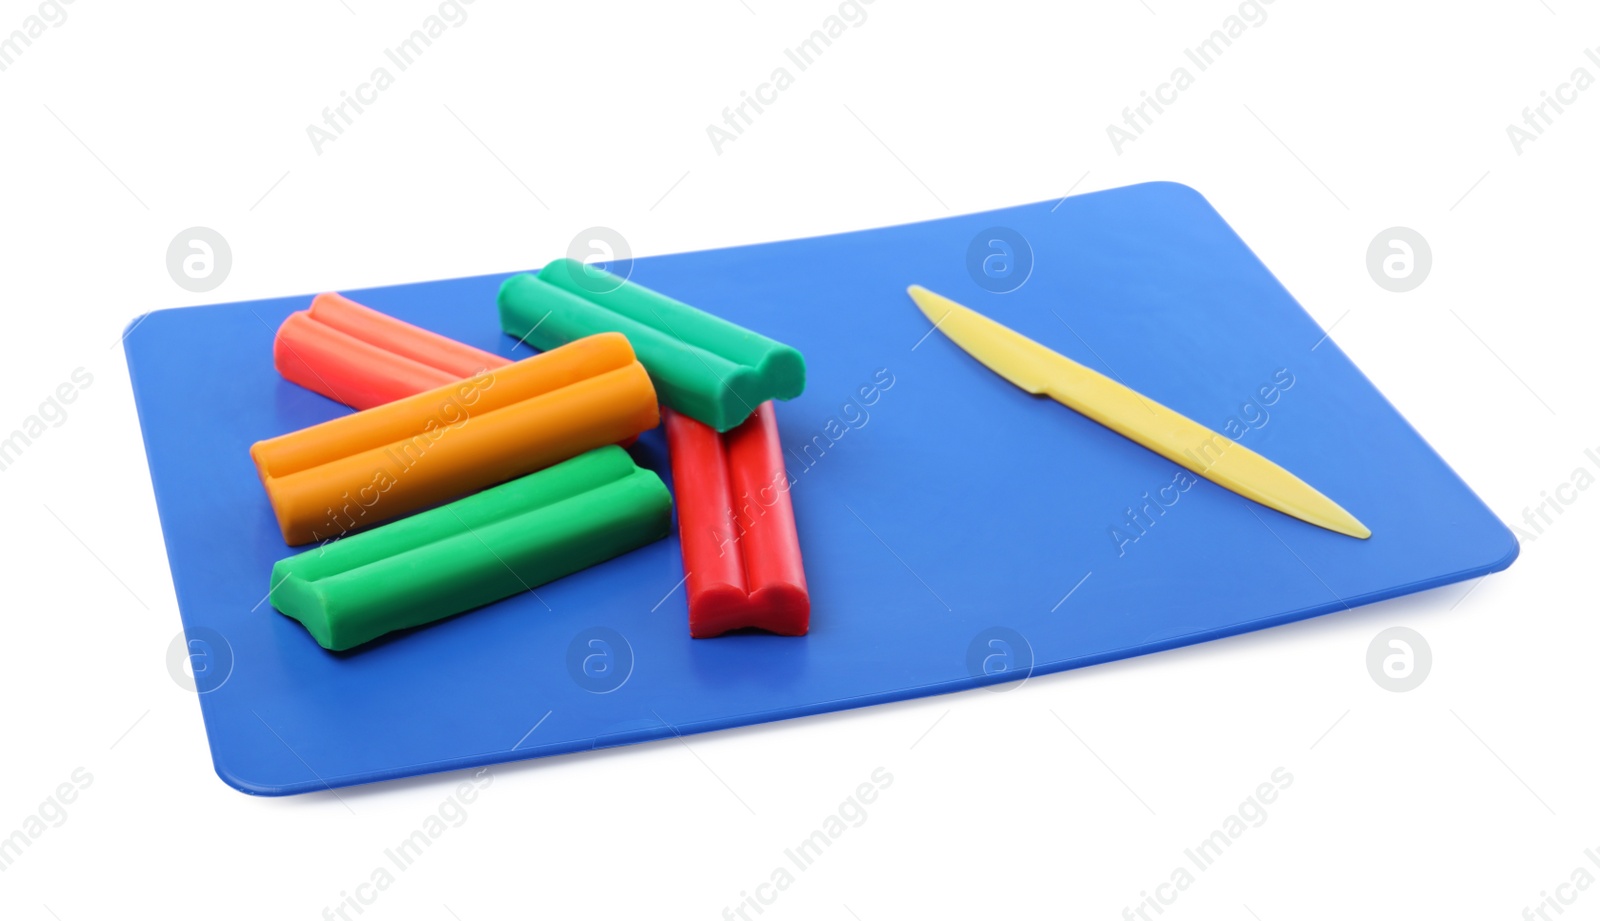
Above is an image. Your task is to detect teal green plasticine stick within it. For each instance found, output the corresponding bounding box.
[269,446,671,651]
[498,258,806,432]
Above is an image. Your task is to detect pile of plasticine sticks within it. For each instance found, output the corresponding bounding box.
[252,259,810,651]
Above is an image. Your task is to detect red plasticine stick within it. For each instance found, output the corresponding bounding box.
[274,293,508,411]
[665,402,809,638]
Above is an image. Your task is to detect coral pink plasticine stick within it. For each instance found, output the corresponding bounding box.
[665,402,809,637]
[274,293,508,411]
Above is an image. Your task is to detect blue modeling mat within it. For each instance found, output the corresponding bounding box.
[125,183,1517,795]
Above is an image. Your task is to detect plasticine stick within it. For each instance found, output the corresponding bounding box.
[275,293,509,411]
[251,332,659,546]
[270,446,672,651]
[664,402,809,637]
[498,259,806,432]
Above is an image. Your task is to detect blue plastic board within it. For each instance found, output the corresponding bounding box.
[125,183,1517,795]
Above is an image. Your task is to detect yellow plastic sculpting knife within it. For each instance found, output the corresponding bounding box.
[907,285,1370,539]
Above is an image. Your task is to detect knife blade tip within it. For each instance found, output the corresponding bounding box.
[906,284,948,322]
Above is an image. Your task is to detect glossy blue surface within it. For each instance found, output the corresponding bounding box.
[125,183,1516,795]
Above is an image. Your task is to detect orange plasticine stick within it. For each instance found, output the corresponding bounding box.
[251,332,659,546]
[275,293,509,411]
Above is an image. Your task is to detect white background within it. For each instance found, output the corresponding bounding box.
[2,1,1596,919]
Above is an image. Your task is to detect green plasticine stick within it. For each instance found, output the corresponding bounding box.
[498,258,806,432]
[268,446,671,651]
